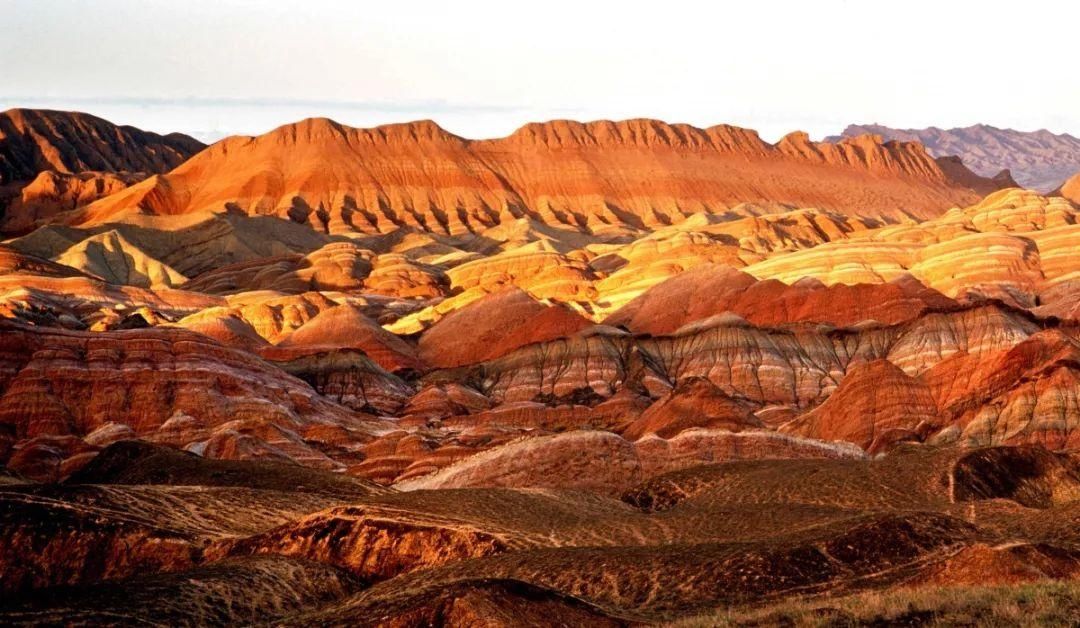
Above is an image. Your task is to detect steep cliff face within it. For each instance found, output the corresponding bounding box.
[69,117,1005,233]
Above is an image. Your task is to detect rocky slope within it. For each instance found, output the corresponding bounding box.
[3,111,1080,625]
[1056,170,1080,204]
[66,117,1007,234]
[4,445,1079,624]
[0,321,390,481]
[833,123,1080,192]
[0,109,204,233]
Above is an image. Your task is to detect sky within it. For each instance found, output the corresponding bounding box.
[2,0,1079,144]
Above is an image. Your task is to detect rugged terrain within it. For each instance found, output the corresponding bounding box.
[833,123,1080,193]
[3,109,1080,625]
[0,108,204,233]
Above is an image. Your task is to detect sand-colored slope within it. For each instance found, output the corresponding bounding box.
[744,189,1080,302]
[54,229,186,288]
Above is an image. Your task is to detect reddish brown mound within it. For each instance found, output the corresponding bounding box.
[0,480,361,595]
[266,349,415,415]
[926,543,1080,586]
[0,489,198,594]
[950,446,1080,508]
[274,303,422,373]
[622,377,760,440]
[0,109,204,234]
[605,265,956,334]
[418,288,592,368]
[4,445,1078,623]
[211,505,506,582]
[781,360,942,453]
[1055,170,1080,204]
[4,170,142,232]
[0,320,384,480]
[0,557,362,626]
[396,430,864,495]
[70,118,1005,233]
[67,440,390,498]
[921,329,1080,449]
[175,313,270,352]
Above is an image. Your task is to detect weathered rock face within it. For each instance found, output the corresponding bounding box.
[0,450,377,595]
[0,557,363,627]
[7,213,333,282]
[0,109,204,235]
[181,242,412,296]
[781,360,942,453]
[54,229,187,288]
[418,288,593,368]
[0,321,386,480]
[274,303,422,373]
[622,377,761,440]
[267,349,415,415]
[923,329,1080,450]
[177,292,338,344]
[211,505,507,582]
[0,243,88,279]
[1057,171,1080,204]
[605,266,956,334]
[5,442,1080,623]
[475,303,1039,406]
[7,109,1080,625]
[69,118,1005,233]
[3,170,142,233]
[745,189,1080,304]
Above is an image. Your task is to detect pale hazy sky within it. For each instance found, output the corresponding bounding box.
[2,0,1078,143]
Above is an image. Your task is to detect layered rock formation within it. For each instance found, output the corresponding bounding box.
[417,288,593,368]
[744,189,1080,303]
[4,109,1080,625]
[1056,171,1080,204]
[68,118,1006,233]
[0,109,202,184]
[0,321,388,481]
[0,109,204,233]
[3,170,142,233]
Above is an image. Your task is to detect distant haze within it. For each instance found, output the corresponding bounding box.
[2,0,1079,142]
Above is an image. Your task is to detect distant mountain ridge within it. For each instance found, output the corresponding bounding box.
[0,108,204,184]
[0,108,206,233]
[831,123,1080,192]
[63,116,1010,234]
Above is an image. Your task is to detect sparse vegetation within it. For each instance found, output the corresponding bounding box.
[672,581,1080,627]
